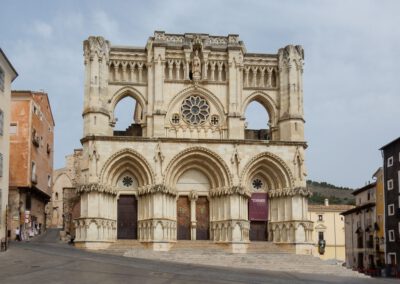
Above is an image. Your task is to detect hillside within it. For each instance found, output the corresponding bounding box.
[306,180,355,205]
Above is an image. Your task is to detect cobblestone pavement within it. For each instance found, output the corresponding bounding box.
[0,240,398,284]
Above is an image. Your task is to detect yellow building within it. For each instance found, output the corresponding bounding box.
[308,200,354,261]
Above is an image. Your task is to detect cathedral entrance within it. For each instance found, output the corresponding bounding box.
[177,196,191,240]
[117,195,137,239]
[196,196,210,240]
[249,193,268,241]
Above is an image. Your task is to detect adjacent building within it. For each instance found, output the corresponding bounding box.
[0,49,18,245]
[9,90,55,240]
[380,137,400,272]
[74,32,313,253]
[308,200,353,261]
[342,182,378,270]
[50,149,82,236]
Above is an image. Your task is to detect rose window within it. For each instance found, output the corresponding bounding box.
[122,176,133,187]
[252,178,263,190]
[181,96,210,125]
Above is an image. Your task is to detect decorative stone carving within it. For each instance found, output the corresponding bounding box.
[189,190,198,201]
[88,142,100,177]
[76,183,116,195]
[137,184,177,197]
[181,95,210,125]
[268,187,312,198]
[191,50,202,81]
[210,186,251,198]
[83,36,110,62]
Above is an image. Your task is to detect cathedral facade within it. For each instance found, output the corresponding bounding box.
[75,31,313,253]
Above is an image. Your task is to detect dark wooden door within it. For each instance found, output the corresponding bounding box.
[249,221,268,241]
[196,196,210,240]
[177,196,191,240]
[117,195,137,239]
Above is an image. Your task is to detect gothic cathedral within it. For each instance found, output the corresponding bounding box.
[75,32,313,254]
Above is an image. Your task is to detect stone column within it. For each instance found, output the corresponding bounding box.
[189,191,198,240]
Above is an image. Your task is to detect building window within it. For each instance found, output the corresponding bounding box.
[318,231,324,241]
[388,253,397,265]
[171,113,180,125]
[252,178,264,190]
[0,153,3,177]
[10,123,17,135]
[388,230,395,242]
[210,115,219,126]
[388,204,395,216]
[0,109,3,136]
[388,179,394,191]
[31,161,37,184]
[47,175,51,187]
[318,215,323,221]
[180,95,210,125]
[387,156,393,167]
[0,66,4,92]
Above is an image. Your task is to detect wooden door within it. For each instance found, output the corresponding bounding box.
[196,196,210,240]
[117,195,137,239]
[177,196,191,240]
[249,221,268,241]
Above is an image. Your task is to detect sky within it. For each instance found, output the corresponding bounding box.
[1,0,399,188]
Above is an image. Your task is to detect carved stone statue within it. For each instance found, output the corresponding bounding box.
[192,50,201,81]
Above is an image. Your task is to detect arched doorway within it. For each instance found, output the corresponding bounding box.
[248,176,269,241]
[242,152,294,243]
[116,173,139,239]
[117,195,138,239]
[176,169,210,240]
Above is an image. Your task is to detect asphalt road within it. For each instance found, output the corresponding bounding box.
[0,241,397,284]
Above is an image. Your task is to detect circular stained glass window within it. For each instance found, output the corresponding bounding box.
[122,176,133,187]
[252,178,263,190]
[181,96,210,125]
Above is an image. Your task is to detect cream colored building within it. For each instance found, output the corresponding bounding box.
[308,200,353,261]
[75,32,313,253]
[0,49,17,244]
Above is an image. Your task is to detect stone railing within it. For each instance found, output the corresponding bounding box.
[109,60,147,84]
[243,64,278,89]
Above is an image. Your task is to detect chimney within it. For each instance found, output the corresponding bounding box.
[324,198,329,207]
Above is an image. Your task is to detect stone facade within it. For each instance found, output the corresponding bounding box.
[0,49,17,245]
[49,149,82,232]
[75,32,313,253]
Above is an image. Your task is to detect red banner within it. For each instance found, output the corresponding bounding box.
[249,193,268,221]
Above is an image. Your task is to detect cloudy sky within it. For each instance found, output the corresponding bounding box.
[2,0,399,188]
